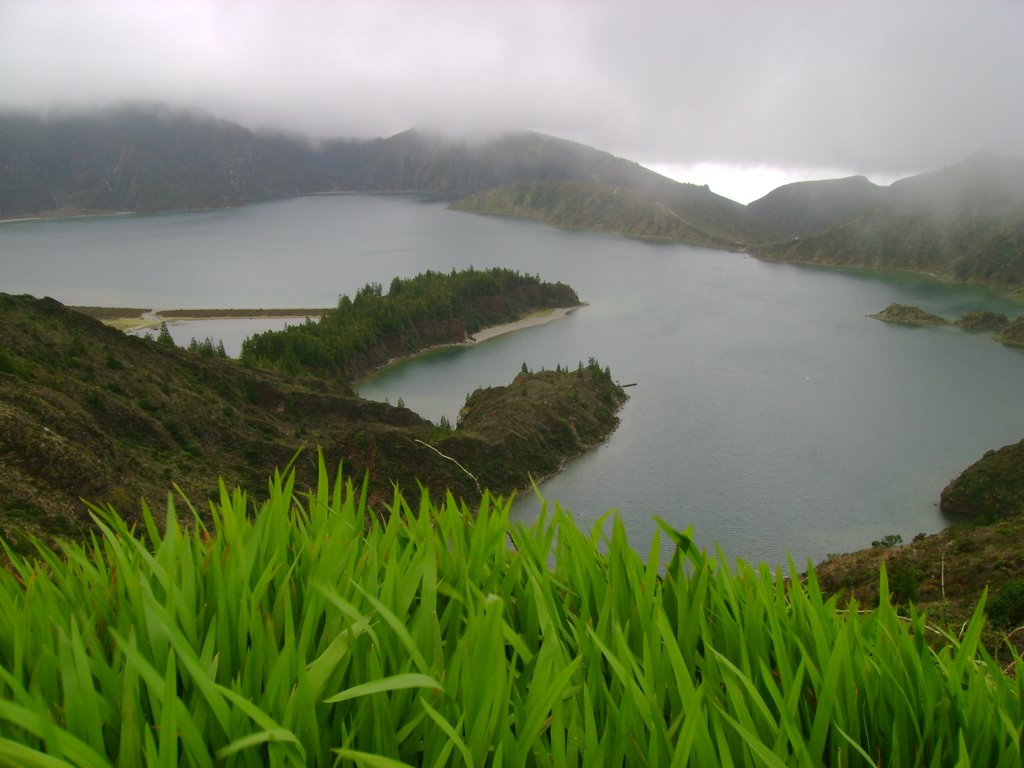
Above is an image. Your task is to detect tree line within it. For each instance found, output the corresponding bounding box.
[240,267,580,380]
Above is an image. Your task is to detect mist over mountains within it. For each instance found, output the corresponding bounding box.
[2,105,1022,291]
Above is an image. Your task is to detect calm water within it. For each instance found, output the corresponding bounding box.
[3,195,1024,566]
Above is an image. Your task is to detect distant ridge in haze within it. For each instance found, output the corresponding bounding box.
[0,105,694,216]
[746,175,888,239]
[751,152,1024,291]
[3,105,1023,292]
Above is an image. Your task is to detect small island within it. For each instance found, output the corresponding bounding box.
[869,303,949,326]
[998,316,1024,348]
[954,310,1009,331]
[869,304,1024,348]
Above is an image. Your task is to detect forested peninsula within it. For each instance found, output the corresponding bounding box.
[240,267,580,379]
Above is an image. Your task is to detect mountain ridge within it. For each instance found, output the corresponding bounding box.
[3,104,1023,291]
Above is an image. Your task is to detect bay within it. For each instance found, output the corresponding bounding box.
[3,195,1024,566]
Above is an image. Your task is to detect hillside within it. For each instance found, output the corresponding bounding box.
[339,128,687,199]
[752,152,1024,292]
[940,439,1024,519]
[746,174,888,238]
[815,436,1024,649]
[450,179,774,248]
[0,292,623,550]
[0,106,354,215]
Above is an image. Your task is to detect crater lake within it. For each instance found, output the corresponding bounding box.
[4,194,1024,566]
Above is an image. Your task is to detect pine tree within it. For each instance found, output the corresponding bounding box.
[156,322,174,347]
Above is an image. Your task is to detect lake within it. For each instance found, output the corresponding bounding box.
[3,195,1024,566]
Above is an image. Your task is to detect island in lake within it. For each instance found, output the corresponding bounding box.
[870,303,1024,348]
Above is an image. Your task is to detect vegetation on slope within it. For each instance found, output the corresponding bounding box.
[0,292,622,550]
[1,463,1020,766]
[999,316,1024,347]
[955,310,1010,331]
[450,179,773,248]
[438,361,628,492]
[817,436,1024,649]
[240,268,580,378]
[940,439,1024,519]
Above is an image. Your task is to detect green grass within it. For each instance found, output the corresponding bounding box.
[1,459,1022,766]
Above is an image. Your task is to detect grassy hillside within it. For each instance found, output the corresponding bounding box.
[816,435,1024,649]
[451,179,773,248]
[1,464,1020,766]
[0,292,623,550]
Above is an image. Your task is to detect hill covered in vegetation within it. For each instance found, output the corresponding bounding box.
[0,105,689,217]
[450,179,773,248]
[940,439,1024,520]
[0,288,623,549]
[746,174,888,239]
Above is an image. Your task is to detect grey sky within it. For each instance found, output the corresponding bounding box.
[2,0,1022,201]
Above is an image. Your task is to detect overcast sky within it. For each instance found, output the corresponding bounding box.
[2,0,1022,202]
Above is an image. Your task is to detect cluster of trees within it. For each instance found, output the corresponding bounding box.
[149,322,227,358]
[187,336,228,358]
[240,267,579,379]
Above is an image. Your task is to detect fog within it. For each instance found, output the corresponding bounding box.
[2,0,1021,200]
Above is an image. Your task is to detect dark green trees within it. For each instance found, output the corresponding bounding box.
[240,268,580,381]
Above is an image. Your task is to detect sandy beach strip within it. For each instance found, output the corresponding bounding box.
[359,305,582,381]
[468,306,579,344]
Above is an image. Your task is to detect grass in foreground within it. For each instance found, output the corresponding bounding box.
[1,461,1022,766]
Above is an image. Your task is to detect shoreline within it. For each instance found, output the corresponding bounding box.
[73,306,331,332]
[360,305,582,382]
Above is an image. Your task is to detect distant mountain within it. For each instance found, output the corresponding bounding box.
[339,128,687,198]
[751,152,1024,291]
[746,175,888,238]
[0,106,355,215]
[0,106,695,217]
[4,106,1023,292]
[451,179,774,248]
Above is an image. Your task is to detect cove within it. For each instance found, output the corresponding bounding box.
[4,194,1024,566]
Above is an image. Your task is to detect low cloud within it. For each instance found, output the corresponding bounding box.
[1,0,1021,175]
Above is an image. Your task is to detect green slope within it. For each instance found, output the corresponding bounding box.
[451,179,774,248]
[746,174,888,238]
